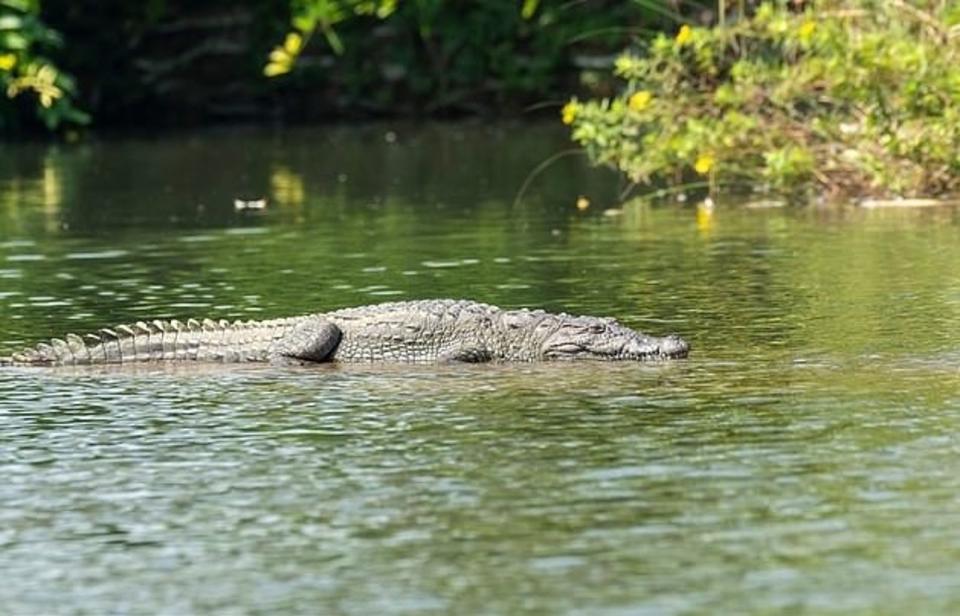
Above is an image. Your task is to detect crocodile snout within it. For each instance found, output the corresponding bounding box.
[659,334,690,359]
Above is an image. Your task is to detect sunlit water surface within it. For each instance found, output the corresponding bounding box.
[2,124,960,614]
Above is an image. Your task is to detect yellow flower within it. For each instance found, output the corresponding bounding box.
[675,25,693,46]
[264,31,307,77]
[561,100,579,125]
[283,32,303,56]
[37,64,58,83]
[264,48,293,76]
[5,63,62,106]
[0,54,16,72]
[264,60,291,77]
[798,19,816,43]
[628,90,652,112]
[694,153,715,175]
[614,54,640,77]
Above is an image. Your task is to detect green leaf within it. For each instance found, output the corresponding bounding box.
[320,23,344,55]
[521,0,539,20]
[0,31,27,50]
[0,15,23,30]
[0,0,36,13]
[292,15,316,32]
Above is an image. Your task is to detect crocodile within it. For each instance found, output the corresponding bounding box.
[1,299,689,366]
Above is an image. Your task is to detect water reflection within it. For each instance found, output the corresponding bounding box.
[4,356,960,613]
[0,150,66,234]
[269,165,306,209]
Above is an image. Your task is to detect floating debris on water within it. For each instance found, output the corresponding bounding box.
[859,198,957,209]
[233,197,268,211]
[744,199,786,209]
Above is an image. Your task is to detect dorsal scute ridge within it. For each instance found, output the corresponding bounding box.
[35,342,55,361]
[49,338,73,363]
[15,347,41,363]
[65,333,90,363]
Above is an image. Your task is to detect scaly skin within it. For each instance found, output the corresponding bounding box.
[1,299,689,366]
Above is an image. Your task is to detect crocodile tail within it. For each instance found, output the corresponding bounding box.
[8,340,68,365]
[4,317,294,366]
[9,321,181,365]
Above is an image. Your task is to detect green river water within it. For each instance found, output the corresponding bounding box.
[2,124,960,614]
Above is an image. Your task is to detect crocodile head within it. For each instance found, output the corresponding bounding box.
[541,318,689,361]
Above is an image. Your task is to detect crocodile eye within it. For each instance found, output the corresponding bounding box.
[549,343,583,355]
[588,324,605,334]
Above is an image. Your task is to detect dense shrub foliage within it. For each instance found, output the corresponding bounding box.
[564,1,960,199]
[265,0,665,116]
[0,0,86,130]
[3,0,688,131]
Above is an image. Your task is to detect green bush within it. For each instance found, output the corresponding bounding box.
[0,0,86,130]
[264,0,673,115]
[564,1,960,200]
[3,0,709,130]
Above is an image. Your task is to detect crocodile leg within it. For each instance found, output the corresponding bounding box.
[267,317,341,364]
[439,346,493,362]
